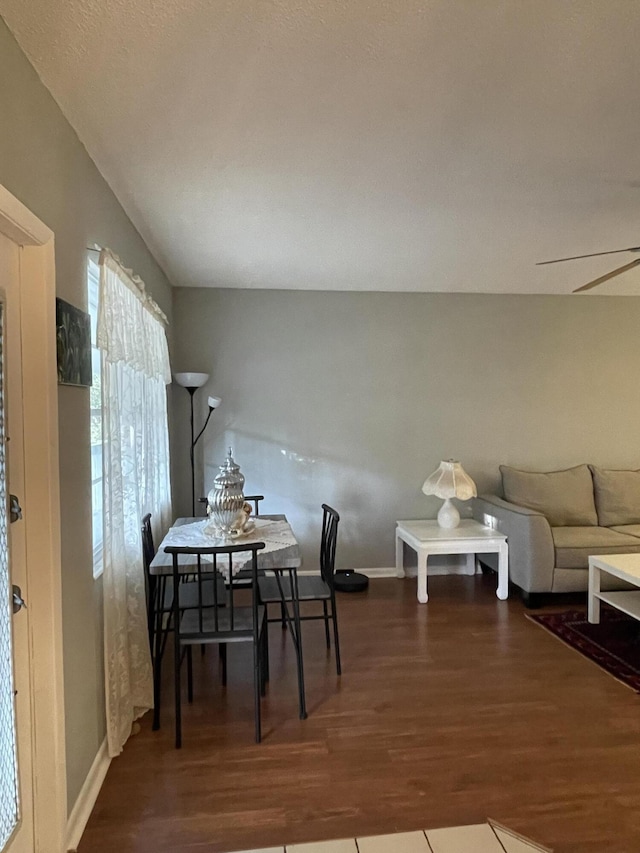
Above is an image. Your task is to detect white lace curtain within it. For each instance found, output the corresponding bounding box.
[97,249,172,757]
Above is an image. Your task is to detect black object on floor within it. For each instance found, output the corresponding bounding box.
[334,570,369,592]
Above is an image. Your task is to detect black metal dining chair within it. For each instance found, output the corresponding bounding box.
[164,542,268,747]
[141,514,228,730]
[257,504,342,675]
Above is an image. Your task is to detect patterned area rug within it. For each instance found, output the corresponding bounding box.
[527,606,640,692]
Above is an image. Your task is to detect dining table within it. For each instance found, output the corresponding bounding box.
[149,513,308,725]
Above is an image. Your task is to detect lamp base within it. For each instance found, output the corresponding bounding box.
[437,498,460,529]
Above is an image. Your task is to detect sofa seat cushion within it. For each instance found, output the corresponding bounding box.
[590,466,640,526]
[501,464,597,526]
[552,526,640,569]
[610,524,640,539]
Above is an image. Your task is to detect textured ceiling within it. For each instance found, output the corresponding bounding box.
[3,0,640,293]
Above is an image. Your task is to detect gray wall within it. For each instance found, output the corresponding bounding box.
[172,288,640,571]
[0,18,174,810]
[5,0,640,811]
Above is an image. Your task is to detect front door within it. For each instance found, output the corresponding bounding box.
[0,230,34,853]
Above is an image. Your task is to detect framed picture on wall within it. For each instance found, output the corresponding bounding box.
[55,297,92,387]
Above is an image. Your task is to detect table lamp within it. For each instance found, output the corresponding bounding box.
[422,459,477,529]
[174,372,221,516]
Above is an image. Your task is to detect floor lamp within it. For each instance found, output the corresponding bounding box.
[174,372,221,516]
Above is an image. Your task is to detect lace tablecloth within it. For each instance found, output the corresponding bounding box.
[149,516,300,575]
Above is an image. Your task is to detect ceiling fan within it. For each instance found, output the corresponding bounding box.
[536,246,640,292]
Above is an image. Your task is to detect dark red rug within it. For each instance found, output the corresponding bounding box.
[527,606,640,692]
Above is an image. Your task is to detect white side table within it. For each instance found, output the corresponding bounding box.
[395,519,509,604]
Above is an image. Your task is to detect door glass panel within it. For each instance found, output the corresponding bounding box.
[0,303,19,848]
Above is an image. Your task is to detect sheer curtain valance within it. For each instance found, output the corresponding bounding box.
[97,249,172,757]
[97,249,170,381]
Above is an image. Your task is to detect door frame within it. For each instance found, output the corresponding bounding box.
[0,185,66,851]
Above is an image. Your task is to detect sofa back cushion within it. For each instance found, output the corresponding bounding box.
[500,464,597,526]
[590,466,640,527]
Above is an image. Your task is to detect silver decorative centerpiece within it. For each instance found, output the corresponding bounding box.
[207,447,246,535]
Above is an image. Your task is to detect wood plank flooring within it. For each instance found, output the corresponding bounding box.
[78,575,640,853]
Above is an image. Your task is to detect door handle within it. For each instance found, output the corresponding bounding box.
[12,584,26,614]
[9,494,22,523]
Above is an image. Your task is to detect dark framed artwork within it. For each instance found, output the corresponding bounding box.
[55,298,92,387]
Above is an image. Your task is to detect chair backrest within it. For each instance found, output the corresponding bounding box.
[141,513,155,579]
[320,504,340,587]
[244,495,265,517]
[164,541,266,635]
[198,494,265,517]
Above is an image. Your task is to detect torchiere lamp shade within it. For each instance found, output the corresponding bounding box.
[174,372,208,389]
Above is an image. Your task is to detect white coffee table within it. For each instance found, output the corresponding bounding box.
[588,554,640,623]
[395,519,509,603]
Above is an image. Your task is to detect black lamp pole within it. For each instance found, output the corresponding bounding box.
[174,373,220,517]
[186,387,197,517]
[189,392,216,516]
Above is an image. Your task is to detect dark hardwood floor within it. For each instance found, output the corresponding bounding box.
[78,575,640,853]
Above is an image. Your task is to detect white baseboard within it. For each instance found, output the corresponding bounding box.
[401,561,480,577]
[297,566,398,578]
[356,567,398,578]
[299,558,479,580]
[357,565,478,578]
[66,737,111,852]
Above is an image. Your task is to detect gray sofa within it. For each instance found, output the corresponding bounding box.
[472,464,640,606]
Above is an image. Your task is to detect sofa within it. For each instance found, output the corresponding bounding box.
[472,464,640,606]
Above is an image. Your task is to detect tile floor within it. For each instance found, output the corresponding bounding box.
[230,821,551,853]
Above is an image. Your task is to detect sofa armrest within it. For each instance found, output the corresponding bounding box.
[472,494,555,593]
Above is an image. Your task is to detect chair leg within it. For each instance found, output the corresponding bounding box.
[259,636,267,697]
[147,576,157,652]
[259,617,269,695]
[330,593,342,676]
[289,572,307,720]
[174,637,182,749]
[323,600,331,649]
[220,643,227,686]
[263,615,270,684]
[159,579,175,664]
[187,646,193,703]
[159,612,172,660]
[280,601,287,629]
[253,629,262,744]
[258,611,270,689]
[152,580,167,731]
[152,631,162,731]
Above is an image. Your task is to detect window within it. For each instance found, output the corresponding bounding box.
[88,258,103,578]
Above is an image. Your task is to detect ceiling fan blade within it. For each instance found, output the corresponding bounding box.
[573,258,640,293]
[537,247,640,265]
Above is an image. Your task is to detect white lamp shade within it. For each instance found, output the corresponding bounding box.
[207,396,222,409]
[174,372,209,388]
[422,460,477,501]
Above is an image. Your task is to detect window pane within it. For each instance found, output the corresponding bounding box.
[0,302,20,847]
